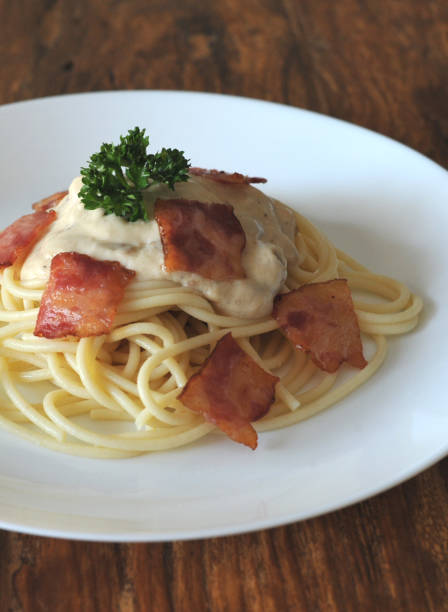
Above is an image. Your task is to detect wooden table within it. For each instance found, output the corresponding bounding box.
[0,1,447,610]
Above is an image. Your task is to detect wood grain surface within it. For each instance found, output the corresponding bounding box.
[0,1,447,610]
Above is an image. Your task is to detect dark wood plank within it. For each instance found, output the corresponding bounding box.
[0,1,447,611]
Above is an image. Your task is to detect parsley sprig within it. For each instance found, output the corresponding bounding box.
[79,127,190,222]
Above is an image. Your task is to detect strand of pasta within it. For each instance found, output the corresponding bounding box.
[0,357,63,440]
[257,335,387,431]
[43,390,214,451]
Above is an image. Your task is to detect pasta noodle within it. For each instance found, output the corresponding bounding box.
[0,208,422,457]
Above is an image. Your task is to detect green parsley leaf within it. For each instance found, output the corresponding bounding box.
[79,127,190,222]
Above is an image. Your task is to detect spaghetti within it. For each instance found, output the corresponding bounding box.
[0,207,422,457]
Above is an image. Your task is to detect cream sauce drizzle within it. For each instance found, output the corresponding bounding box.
[21,175,299,318]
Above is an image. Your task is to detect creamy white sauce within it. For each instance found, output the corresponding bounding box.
[22,175,299,318]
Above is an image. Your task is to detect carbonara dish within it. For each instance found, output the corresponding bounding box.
[0,129,422,458]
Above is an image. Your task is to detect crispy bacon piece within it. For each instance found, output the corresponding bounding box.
[155,199,246,281]
[32,191,67,212]
[180,333,279,449]
[190,167,267,184]
[34,252,135,339]
[0,210,56,269]
[273,279,367,373]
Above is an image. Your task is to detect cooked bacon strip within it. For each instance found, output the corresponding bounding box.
[273,279,367,373]
[0,210,56,269]
[155,199,246,281]
[190,167,267,184]
[34,252,135,339]
[32,191,67,212]
[180,333,278,449]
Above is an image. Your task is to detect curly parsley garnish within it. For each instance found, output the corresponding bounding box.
[79,127,190,222]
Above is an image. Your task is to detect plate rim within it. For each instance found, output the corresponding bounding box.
[1,88,446,175]
[0,443,447,542]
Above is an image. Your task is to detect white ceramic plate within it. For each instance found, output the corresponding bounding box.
[0,91,447,541]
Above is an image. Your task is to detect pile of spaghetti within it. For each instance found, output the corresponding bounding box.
[0,201,422,457]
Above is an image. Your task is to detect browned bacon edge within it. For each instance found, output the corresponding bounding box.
[0,210,56,269]
[273,279,367,373]
[155,198,246,281]
[34,252,135,339]
[179,333,279,449]
[32,191,68,212]
[190,167,267,184]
